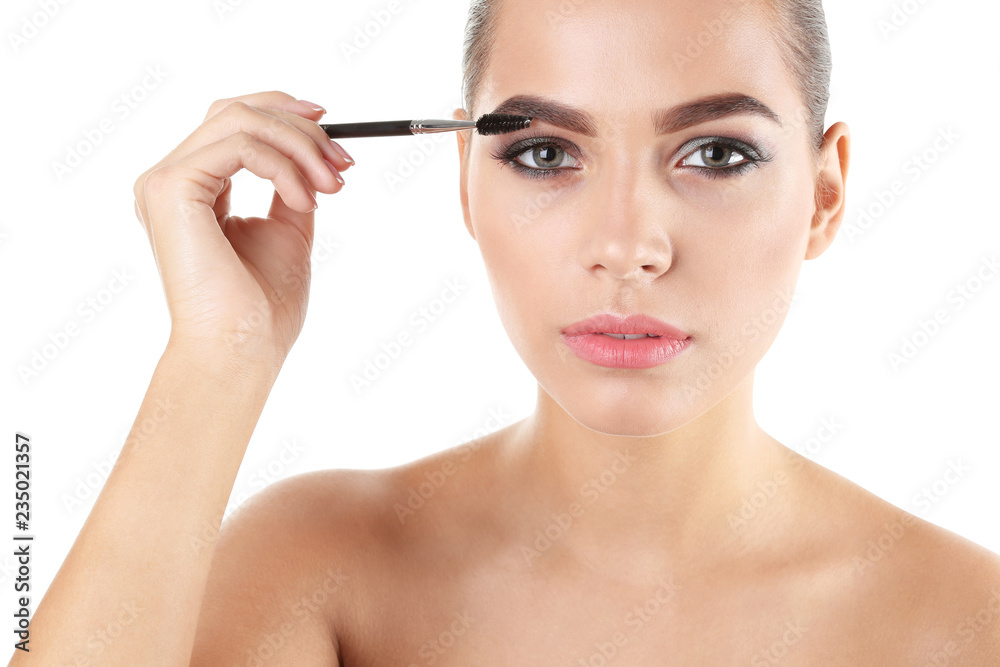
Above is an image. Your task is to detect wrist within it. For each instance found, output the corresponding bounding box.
[164,331,286,385]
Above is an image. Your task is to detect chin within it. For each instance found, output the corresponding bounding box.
[548,379,706,437]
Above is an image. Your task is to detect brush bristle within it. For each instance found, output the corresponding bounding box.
[475,113,532,136]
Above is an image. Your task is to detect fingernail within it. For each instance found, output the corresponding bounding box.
[324,159,345,185]
[297,99,326,113]
[330,139,354,165]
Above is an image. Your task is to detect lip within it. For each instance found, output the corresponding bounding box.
[560,313,692,369]
[562,313,690,339]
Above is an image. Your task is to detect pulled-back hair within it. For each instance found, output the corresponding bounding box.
[460,0,832,154]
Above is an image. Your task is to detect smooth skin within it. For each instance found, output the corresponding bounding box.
[13,0,1000,665]
[8,93,351,666]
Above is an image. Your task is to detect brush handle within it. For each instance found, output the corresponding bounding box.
[321,120,415,138]
[321,119,480,138]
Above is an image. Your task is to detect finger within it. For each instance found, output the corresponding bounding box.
[134,91,336,219]
[267,187,315,254]
[208,93,353,173]
[203,90,323,124]
[157,93,324,176]
[212,177,233,223]
[135,102,343,226]
[134,198,155,250]
[260,106,354,173]
[142,131,317,279]
[200,102,345,194]
[237,105,353,187]
[207,101,352,175]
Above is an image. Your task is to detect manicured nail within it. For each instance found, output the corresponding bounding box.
[330,140,354,165]
[324,159,345,185]
[297,99,326,113]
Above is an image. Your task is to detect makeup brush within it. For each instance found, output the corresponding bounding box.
[321,113,532,139]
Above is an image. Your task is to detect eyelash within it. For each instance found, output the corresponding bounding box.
[488,133,579,181]
[488,133,772,181]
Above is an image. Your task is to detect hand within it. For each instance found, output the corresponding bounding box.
[132,90,354,363]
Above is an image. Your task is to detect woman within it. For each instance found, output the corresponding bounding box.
[13,0,1000,664]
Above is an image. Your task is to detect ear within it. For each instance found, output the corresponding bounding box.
[805,121,850,260]
[452,107,476,241]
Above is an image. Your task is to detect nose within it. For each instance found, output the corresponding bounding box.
[578,164,674,282]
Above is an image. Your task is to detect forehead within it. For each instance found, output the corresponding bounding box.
[479,0,800,131]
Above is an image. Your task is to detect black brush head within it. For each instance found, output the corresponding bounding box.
[475,113,532,136]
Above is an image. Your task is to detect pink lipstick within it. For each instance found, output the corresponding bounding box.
[561,313,692,369]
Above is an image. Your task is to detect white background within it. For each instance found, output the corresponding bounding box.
[2,0,998,619]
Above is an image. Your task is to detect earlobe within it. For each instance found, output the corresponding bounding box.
[805,121,850,260]
[452,107,476,241]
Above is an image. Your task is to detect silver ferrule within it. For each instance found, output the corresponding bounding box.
[409,119,478,134]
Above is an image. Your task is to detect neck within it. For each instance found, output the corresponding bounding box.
[501,371,799,578]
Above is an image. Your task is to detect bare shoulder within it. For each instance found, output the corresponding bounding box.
[801,458,1000,664]
[891,514,1000,664]
[192,436,512,667]
[191,467,401,666]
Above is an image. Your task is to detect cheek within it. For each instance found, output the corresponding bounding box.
[679,167,814,356]
[469,150,814,358]
[467,177,559,347]
[468,151,581,282]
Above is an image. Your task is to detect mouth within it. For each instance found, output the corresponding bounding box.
[596,333,661,339]
[561,313,690,340]
[560,313,692,369]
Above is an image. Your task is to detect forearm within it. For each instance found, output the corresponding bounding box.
[10,340,282,666]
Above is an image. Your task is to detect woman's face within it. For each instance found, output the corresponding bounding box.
[457,0,833,436]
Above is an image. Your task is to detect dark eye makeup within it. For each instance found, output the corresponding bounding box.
[488,134,581,181]
[487,132,773,181]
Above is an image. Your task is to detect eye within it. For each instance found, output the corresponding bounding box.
[517,144,577,170]
[683,144,747,169]
[489,136,580,180]
[676,137,771,180]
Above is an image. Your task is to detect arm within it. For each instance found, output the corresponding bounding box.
[9,339,280,666]
[9,89,352,666]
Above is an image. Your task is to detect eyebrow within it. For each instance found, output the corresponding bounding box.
[487,92,782,137]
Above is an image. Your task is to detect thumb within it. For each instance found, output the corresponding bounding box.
[267,187,315,248]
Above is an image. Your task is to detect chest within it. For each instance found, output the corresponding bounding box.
[336,562,918,666]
